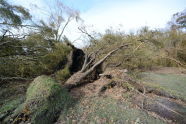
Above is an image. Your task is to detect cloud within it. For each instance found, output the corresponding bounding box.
[9,0,186,47]
[64,0,186,47]
[81,0,185,32]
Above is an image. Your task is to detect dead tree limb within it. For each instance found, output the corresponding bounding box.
[0,30,8,42]
[0,77,32,81]
[81,54,88,72]
[81,47,104,72]
[63,43,132,89]
[0,22,40,28]
[57,17,72,41]
[78,27,97,42]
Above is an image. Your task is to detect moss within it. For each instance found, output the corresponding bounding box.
[11,75,74,124]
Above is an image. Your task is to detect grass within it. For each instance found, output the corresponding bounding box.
[0,97,24,120]
[0,81,28,123]
[139,72,186,101]
[11,75,75,124]
[58,96,165,124]
[0,97,24,113]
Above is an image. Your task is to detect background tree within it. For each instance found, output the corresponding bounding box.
[0,0,32,58]
[0,0,73,81]
[169,9,186,30]
[37,0,81,42]
[0,0,32,39]
[0,0,31,25]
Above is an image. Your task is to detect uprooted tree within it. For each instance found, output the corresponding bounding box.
[63,43,132,89]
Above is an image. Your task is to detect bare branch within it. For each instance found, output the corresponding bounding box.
[1,57,38,62]
[84,56,95,70]
[78,27,97,43]
[57,17,72,41]
[0,30,8,42]
[0,31,34,47]
[81,47,103,72]
[0,22,40,28]
[81,54,88,72]
[85,43,132,75]
[160,56,186,67]
[0,40,14,46]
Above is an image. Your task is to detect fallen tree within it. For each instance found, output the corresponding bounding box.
[63,43,132,89]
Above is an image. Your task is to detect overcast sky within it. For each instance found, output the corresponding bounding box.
[9,0,186,47]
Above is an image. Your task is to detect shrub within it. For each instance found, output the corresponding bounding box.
[8,75,74,124]
[87,28,186,71]
[55,66,71,83]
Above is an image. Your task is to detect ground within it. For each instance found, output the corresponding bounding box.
[0,67,186,123]
[0,81,29,122]
[57,67,186,124]
[139,67,186,101]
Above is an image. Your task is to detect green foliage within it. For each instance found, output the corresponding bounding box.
[0,0,31,25]
[0,0,72,79]
[0,35,71,78]
[0,97,23,117]
[55,66,71,83]
[0,37,23,57]
[0,80,29,122]
[41,42,71,73]
[88,27,186,71]
[169,9,186,29]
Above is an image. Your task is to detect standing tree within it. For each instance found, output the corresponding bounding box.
[0,0,31,26]
[0,0,32,53]
[0,0,32,39]
[37,0,81,42]
[169,9,186,30]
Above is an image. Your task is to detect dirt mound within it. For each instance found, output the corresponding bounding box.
[70,69,128,98]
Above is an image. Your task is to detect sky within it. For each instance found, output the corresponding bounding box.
[9,0,186,47]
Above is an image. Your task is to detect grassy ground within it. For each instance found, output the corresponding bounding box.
[57,67,186,123]
[0,81,29,122]
[138,72,186,101]
[1,68,186,123]
[58,96,165,124]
